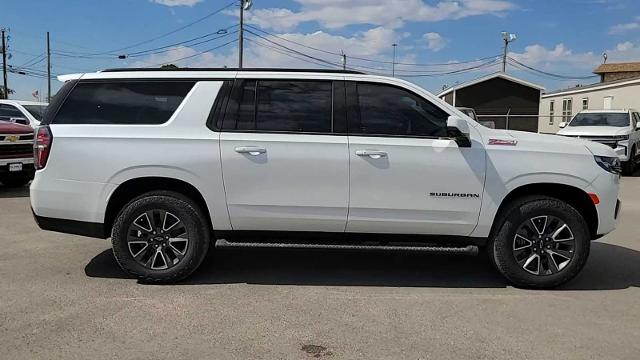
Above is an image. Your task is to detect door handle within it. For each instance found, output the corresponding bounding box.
[355,149,387,159]
[234,146,266,156]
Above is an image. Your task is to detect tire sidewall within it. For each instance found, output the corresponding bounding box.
[111,194,209,282]
[493,197,590,288]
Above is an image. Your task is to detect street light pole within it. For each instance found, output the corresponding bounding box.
[392,43,397,77]
[47,32,51,101]
[238,0,253,69]
[1,29,7,99]
[238,2,244,68]
[501,31,517,73]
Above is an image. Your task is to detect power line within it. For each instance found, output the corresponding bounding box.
[144,38,238,67]
[507,56,599,80]
[126,30,238,58]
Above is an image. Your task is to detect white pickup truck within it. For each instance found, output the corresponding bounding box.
[30,68,621,288]
[558,109,640,175]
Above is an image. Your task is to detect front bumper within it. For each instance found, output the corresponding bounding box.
[0,158,35,178]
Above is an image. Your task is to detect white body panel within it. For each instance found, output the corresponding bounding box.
[220,132,349,232]
[31,81,231,230]
[346,135,485,236]
[31,70,621,241]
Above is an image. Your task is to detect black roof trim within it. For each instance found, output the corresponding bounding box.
[101,67,365,75]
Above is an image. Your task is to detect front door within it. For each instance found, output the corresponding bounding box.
[345,81,486,236]
[219,79,349,232]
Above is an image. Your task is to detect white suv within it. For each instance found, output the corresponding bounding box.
[31,69,621,288]
[558,109,640,174]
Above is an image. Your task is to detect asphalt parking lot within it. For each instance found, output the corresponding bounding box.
[1,176,639,360]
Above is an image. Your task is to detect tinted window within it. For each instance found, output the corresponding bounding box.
[568,112,630,127]
[0,104,23,121]
[53,81,195,124]
[353,83,448,137]
[227,80,332,133]
[23,105,47,121]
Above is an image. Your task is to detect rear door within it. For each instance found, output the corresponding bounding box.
[219,79,349,232]
[345,81,486,236]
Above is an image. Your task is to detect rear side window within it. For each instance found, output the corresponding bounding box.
[351,82,449,137]
[53,81,195,125]
[223,80,333,133]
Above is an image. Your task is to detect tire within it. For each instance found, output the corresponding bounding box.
[1,176,31,187]
[622,146,636,175]
[111,191,210,284]
[490,196,590,289]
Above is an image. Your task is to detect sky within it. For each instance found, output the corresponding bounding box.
[2,0,640,101]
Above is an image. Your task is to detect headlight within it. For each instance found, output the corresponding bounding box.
[594,155,622,174]
[614,135,629,141]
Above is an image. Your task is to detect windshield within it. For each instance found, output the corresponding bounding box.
[23,105,47,121]
[569,112,630,127]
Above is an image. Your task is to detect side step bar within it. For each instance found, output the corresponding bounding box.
[215,239,479,256]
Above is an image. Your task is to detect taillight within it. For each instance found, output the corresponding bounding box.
[34,126,52,170]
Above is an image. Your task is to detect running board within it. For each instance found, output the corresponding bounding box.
[215,239,479,256]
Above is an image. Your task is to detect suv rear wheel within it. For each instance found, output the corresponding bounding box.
[111,191,210,283]
[490,196,590,288]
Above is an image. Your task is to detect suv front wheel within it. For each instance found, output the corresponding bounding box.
[491,196,590,288]
[111,191,210,283]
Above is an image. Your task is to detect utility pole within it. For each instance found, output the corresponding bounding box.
[392,43,397,77]
[47,31,51,101]
[238,0,252,69]
[501,31,517,73]
[1,29,7,99]
[340,50,346,70]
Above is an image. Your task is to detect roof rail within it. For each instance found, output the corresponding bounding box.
[100,67,365,74]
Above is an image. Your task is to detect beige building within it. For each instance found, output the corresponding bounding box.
[539,62,640,134]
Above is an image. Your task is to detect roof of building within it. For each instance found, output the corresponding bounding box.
[437,72,545,97]
[593,62,640,74]
[542,75,640,98]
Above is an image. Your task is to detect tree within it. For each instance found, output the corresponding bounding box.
[0,86,14,99]
[160,64,179,70]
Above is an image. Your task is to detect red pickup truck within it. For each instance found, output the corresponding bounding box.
[0,120,35,187]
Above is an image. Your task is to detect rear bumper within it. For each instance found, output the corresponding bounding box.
[32,209,106,239]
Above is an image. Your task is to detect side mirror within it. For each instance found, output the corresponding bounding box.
[447,116,471,148]
[9,117,29,126]
[558,122,567,128]
[447,115,470,136]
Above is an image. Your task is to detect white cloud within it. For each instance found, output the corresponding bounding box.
[509,41,640,72]
[132,27,406,72]
[234,0,515,31]
[616,41,634,51]
[423,32,446,51]
[609,22,640,34]
[151,0,202,7]
[509,44,598,69]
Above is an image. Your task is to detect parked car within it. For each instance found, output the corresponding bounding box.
[0,120,35,187]
[31,68,621,288]
[0,100,48,127]
[457,107,495,128]
[558,109,640,175]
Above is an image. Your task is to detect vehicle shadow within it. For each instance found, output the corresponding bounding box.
[0,185,30,198]
[85,242,640,290]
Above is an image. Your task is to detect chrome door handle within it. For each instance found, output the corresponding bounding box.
[234,146,266,156]
[355,150,387,159]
